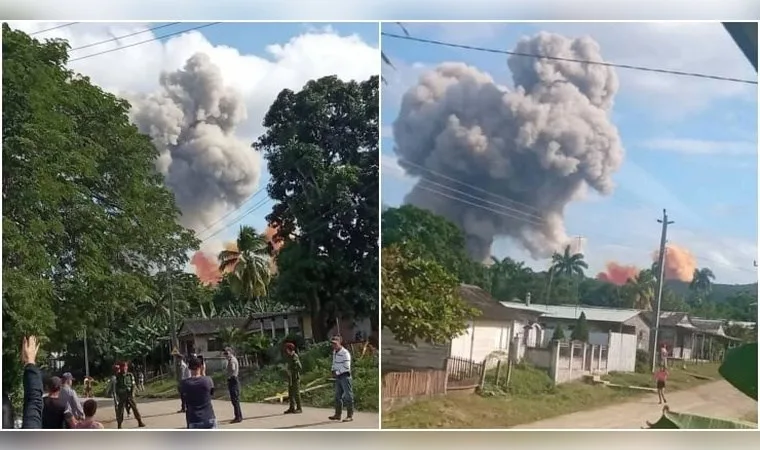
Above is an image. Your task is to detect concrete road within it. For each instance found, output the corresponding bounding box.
[93,398,379,429]
[514,381,758,429]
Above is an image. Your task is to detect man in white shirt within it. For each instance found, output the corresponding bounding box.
[328,335,354,422]
[176,353,191,413]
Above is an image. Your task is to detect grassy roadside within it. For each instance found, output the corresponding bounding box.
[382,362,721,429]
[135,344,379,413]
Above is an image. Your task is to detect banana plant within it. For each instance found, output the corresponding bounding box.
[646,343,757,429]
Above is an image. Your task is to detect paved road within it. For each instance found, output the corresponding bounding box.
[514,381,758,429]
[93,398,378,429]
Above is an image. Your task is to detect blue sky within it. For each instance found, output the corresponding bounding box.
[10,21,380,273]
[381,22,758,284]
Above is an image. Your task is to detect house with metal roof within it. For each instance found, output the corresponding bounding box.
[382,284,545,372]
[500,298,650,373]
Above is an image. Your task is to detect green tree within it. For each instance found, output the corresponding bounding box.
[382,205,473,280]
[2,26,197,394]
[253,75,379,341]
[382,246,479,346]
[690,267,716,305]
[489,256,534,302]
[551,325,566,341]
[545,245,588,304]
[218,225,272,300]
[571,312,590,342]
[623,269,656,310]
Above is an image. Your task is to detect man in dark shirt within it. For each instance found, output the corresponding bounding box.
[42,377,74,429]
[179,355,217,429]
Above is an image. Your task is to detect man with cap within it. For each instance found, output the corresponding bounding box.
[222,347,243,423]
[328,335,354,422]
[115,361,145,429]
[283,342,302,414]
[59,372,85,422]
[41,376,75,429]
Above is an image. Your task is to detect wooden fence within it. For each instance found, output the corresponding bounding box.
[382,370,448,401]
[382,356,485,401]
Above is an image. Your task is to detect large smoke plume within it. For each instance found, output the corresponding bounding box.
[393,32,624,261]
[130,53,260,232]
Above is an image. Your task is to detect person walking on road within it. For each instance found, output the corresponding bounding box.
[654,365,669,405]
[659,344,668,368]
[180,355,217,429]
[60,372,85,422]
[283,343,302,415]
[115,362,145,429]
[223,347,243,423]
[328,336,354,423]
[107,365,131,419]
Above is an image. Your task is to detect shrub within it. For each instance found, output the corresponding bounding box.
[635,349,650,373]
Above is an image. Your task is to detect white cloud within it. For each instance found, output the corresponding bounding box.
[10,22,380,143]
[641,138,757,156]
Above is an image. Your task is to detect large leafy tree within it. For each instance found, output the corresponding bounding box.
[218,225,272,300]
[544,245,588,304]
[253,75,379,341]
[2,25,198,393]
[382,246,479,346]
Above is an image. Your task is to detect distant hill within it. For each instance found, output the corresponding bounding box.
[665,280,757,302]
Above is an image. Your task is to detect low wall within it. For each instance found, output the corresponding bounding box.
[525,341,610,384]
[524,346,552,368]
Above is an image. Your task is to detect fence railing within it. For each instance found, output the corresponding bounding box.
[445,356,483,389]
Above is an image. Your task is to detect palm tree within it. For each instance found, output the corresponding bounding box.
[218,225,272,300]
[623,269,656,310]
[544,245,589,305]
[217,326,246,351]
[689,267,716,305]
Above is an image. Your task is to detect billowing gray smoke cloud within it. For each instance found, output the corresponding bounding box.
[393,32,624,262]
[130,53,260,232]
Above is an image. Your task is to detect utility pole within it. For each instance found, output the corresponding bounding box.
[651,209,674,373]
[83,328,90,378]
[167,263,180,383]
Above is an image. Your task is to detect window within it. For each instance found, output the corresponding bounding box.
[207,337,224,352]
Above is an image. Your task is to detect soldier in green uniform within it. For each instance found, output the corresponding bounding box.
[283,343,302,414]
[115,362,146,429]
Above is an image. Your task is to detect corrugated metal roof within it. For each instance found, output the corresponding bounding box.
[460,284,543,322]
[500,301,641,323]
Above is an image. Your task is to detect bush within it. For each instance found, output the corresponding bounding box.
[240,343,378,412]
[635,349,650,373]
[551,326,566,341]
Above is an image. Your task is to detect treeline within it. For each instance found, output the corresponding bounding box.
[381,205,757,346]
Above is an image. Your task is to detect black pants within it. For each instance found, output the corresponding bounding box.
[178,386,186,411]
[227,377,243,420]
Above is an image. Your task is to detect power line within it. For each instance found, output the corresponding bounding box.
[69,22,221,63]
[383,159,756,276]
[68,22,181,53]
[382,31,758,86]
[196,188,267,241]
[30,22,78,36]
[200,196,272,244]
[395,157,544,216]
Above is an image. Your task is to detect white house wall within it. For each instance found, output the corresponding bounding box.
[450,320,514,364]
[607,331,637,372]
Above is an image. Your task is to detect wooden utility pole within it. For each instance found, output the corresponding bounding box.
[651,209,674,373]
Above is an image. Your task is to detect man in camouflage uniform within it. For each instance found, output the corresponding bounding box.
[283,342,302,414]
[115,362,145,429]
